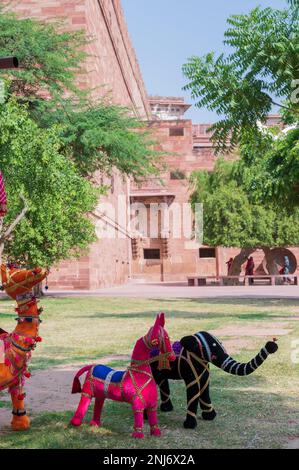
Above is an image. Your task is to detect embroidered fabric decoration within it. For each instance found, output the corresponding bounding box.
[149,330,278,429]
[0,264,48,431]
[70,313,176,438]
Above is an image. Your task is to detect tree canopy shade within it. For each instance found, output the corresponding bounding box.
[0,8,162,181]
[0,99,98,267]
[190,159,299,274]
[182,0,299,152]
[238,127,299,208]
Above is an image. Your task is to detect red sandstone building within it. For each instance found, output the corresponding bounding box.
[5,0,299,288]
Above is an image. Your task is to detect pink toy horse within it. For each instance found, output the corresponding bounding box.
[70,313,175,438]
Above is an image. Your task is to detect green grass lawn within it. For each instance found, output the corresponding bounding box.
[0,296,298,449]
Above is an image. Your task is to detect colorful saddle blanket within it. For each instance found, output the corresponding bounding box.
[92,365,125,383]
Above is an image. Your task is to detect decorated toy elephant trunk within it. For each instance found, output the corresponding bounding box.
[180,332,278,376]
[218,341,278,375]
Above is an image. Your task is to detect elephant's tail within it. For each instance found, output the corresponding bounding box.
[71,365,93,393]
[220,341,278,376]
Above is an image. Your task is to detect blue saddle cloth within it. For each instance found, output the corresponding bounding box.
[92,365,125,383]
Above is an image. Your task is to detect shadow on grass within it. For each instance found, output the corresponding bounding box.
[31,355,130,371]
[84,309,293,321]
[0,383,296,449]
[0,313,14,320]
[2,296,299,308]
[155,297,299,308]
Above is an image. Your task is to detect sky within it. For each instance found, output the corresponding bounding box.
[122,0,287,123]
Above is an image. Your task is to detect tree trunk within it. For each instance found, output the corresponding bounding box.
[227,247,256,285]
[262,247,282,285]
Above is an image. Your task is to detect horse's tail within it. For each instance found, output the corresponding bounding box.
[71,365,93,394]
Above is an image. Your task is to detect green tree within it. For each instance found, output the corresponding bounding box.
[184,0,299,261]
[190,159,299,276]
[42,102,160,180]
[0,8,163,269]
[0,8,161,180]
[182,0,299,152]
[0,99,98,267]
[0,8,86,108]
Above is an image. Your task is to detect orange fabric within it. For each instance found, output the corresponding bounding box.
[1,265,47,300]
[0,264,48,430]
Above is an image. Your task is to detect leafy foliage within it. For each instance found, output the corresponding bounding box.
[238,127,299,207]
[190,159,299,248]
[40,100,161,180]
[0,9,87,109]
[183,1,299,152]
[0,99,98,266]
[0,8,164,267]
[0,9,161,181]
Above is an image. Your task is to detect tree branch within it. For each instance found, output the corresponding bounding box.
[0,194,28,244]
[271,100,297,113]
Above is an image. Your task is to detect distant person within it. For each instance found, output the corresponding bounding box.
[245,256,255,285]
[226,257,233,275]
[282,255,291,283]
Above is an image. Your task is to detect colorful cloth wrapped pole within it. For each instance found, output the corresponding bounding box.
[0,171,7,217]
[0,264,48,431]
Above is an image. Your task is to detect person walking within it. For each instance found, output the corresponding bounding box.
[226,257,233,275]
[245,256,255,285]
[282,255,291,284]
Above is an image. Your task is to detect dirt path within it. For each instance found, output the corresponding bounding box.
[0,354,130,428]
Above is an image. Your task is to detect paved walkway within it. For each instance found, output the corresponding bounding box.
[46,281,299,299]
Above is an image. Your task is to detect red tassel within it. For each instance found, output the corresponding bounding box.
[72,377,82,394]
[17,393,26,401]
[157,356,171,371]
[25,337,34,344]
[24,371,31,378]
[35,336,42,343]
[4,357,11,367]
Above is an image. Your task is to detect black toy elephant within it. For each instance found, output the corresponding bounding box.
[148,331,278,429]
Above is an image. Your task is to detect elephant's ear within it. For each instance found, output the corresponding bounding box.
[180,335,198,353]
